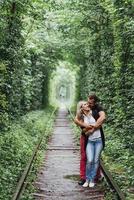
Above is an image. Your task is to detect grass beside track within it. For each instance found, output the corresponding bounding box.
[0,106,56,200]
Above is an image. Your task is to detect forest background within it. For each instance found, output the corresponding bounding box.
[0,0,133,199]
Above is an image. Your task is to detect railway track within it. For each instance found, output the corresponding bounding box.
[12,107,126,200]
[12,107,57,200]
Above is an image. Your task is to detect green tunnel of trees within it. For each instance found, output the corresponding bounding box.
[0,0,134,199]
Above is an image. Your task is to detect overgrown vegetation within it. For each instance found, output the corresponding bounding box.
[0,0,60,129]
[0,106,56,200]
[0,0,133,199]
[62,0,133,198]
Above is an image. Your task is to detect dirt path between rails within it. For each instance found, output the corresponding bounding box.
[33,108,105,200]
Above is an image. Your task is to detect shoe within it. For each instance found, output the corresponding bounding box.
[83,180,89,187]
[78,179,86,185]
[89,181,95,188]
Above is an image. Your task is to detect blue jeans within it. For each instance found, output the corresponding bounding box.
[86,138,103,182]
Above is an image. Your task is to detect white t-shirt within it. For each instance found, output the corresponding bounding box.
[83,112,101,140]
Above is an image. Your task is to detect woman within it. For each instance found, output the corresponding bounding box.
[79,102,103,188]
[75,101,88,185]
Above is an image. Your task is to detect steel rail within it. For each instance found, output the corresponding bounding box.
[12,107,57,200]
[67,107,126,200]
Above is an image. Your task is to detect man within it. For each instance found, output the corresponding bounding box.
[74,94,106,185]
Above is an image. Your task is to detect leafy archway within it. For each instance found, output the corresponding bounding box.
[49,61,79,107]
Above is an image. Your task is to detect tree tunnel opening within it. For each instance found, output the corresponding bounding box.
[49,61,79,108]
[56,83,70,102]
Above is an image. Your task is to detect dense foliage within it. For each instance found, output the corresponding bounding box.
[0,106,55,200]
[0,0,133,199]
[69,2,134,192]
[51,0,133,198]
[0,0,61,129]
[74,0,134,149]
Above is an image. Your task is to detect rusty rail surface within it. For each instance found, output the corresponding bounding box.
[12,107,57,200]
[68,108,126,200]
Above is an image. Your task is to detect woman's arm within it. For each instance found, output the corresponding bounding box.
[74,115,93,129]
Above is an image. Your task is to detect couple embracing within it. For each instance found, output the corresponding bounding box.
[74,94,106,188]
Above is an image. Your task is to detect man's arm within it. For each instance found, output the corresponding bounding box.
[94,111,106,129]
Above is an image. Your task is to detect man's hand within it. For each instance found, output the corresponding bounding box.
[85,127,95,136]
[82,125,95,136]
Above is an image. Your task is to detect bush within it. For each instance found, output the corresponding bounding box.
[0,106,55,200]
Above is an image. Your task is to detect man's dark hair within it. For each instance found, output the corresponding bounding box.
[88,94,100,103]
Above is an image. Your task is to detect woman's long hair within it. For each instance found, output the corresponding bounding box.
[76,101,87,120]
